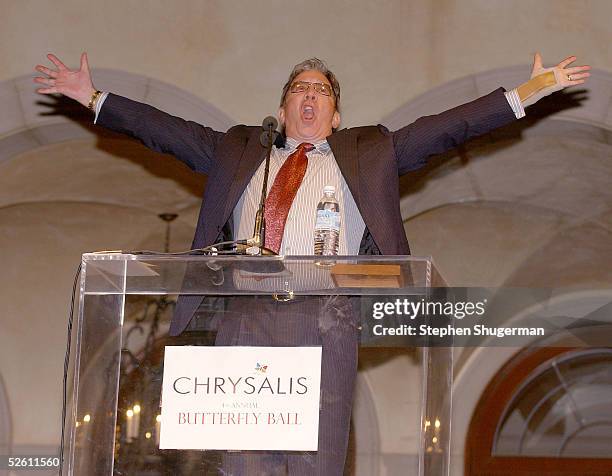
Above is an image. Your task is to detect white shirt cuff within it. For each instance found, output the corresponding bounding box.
[93,91,110,124]
[504,88,525,119]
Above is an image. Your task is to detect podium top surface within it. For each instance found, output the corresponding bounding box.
[81,253,444,295]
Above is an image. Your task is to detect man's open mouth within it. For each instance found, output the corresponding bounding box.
[301,104,315,120]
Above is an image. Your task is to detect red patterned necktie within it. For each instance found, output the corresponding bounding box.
[264,142,314,254]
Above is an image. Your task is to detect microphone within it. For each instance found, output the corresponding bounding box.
[260,117,285,148]
[260,116,278,146]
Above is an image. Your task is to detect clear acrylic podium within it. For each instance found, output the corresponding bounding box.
[65,254,452,475]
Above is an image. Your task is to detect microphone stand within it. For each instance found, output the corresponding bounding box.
[205,116,279,256]
[246,116,278,256]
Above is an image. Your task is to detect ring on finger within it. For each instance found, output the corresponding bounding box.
[567,74,573,81]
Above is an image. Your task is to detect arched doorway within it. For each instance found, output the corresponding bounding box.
[465,346,612,475]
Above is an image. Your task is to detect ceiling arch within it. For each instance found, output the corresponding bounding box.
[380,66,612,223]
[382,65,612,133]
[0,68,235,167]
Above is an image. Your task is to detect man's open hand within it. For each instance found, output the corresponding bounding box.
[530,53,591,88]
[34,52,96,108]
[518,53,591,107]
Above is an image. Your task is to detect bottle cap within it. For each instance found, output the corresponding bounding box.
[323,185,336,194]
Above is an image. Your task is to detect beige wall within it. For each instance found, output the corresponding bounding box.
[1,1,611,474]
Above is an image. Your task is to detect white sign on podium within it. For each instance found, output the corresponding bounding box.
[160,346,322,451]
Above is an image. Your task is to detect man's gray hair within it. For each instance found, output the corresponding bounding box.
[280,58,341,111]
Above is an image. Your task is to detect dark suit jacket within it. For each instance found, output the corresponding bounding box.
[97,87,516,334]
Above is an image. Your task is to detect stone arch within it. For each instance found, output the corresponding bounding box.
[0,68,234,162]
[0,67,236,245]
[381,65,612,224]
[382,65,612,134]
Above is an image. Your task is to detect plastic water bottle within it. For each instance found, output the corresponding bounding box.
[314,185,340,256]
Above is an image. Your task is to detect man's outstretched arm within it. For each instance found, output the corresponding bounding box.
[392,54,591,175]
[34,52,223,174]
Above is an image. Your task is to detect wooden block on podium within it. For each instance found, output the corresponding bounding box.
[331,263,403,288]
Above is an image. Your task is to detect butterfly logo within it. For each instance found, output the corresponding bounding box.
[255,363,268,373]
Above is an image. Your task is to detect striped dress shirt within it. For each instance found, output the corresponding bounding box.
[233,137,366,256]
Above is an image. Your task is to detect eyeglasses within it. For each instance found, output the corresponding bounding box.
[289,80,334,97]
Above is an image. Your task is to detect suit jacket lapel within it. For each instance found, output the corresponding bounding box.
[328,132,361,209]
[222,129,267,227]
[328,130,393,255]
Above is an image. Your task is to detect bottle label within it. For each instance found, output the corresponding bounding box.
[315,210,340,232]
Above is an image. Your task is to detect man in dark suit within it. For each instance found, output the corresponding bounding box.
[35,53,589,475]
